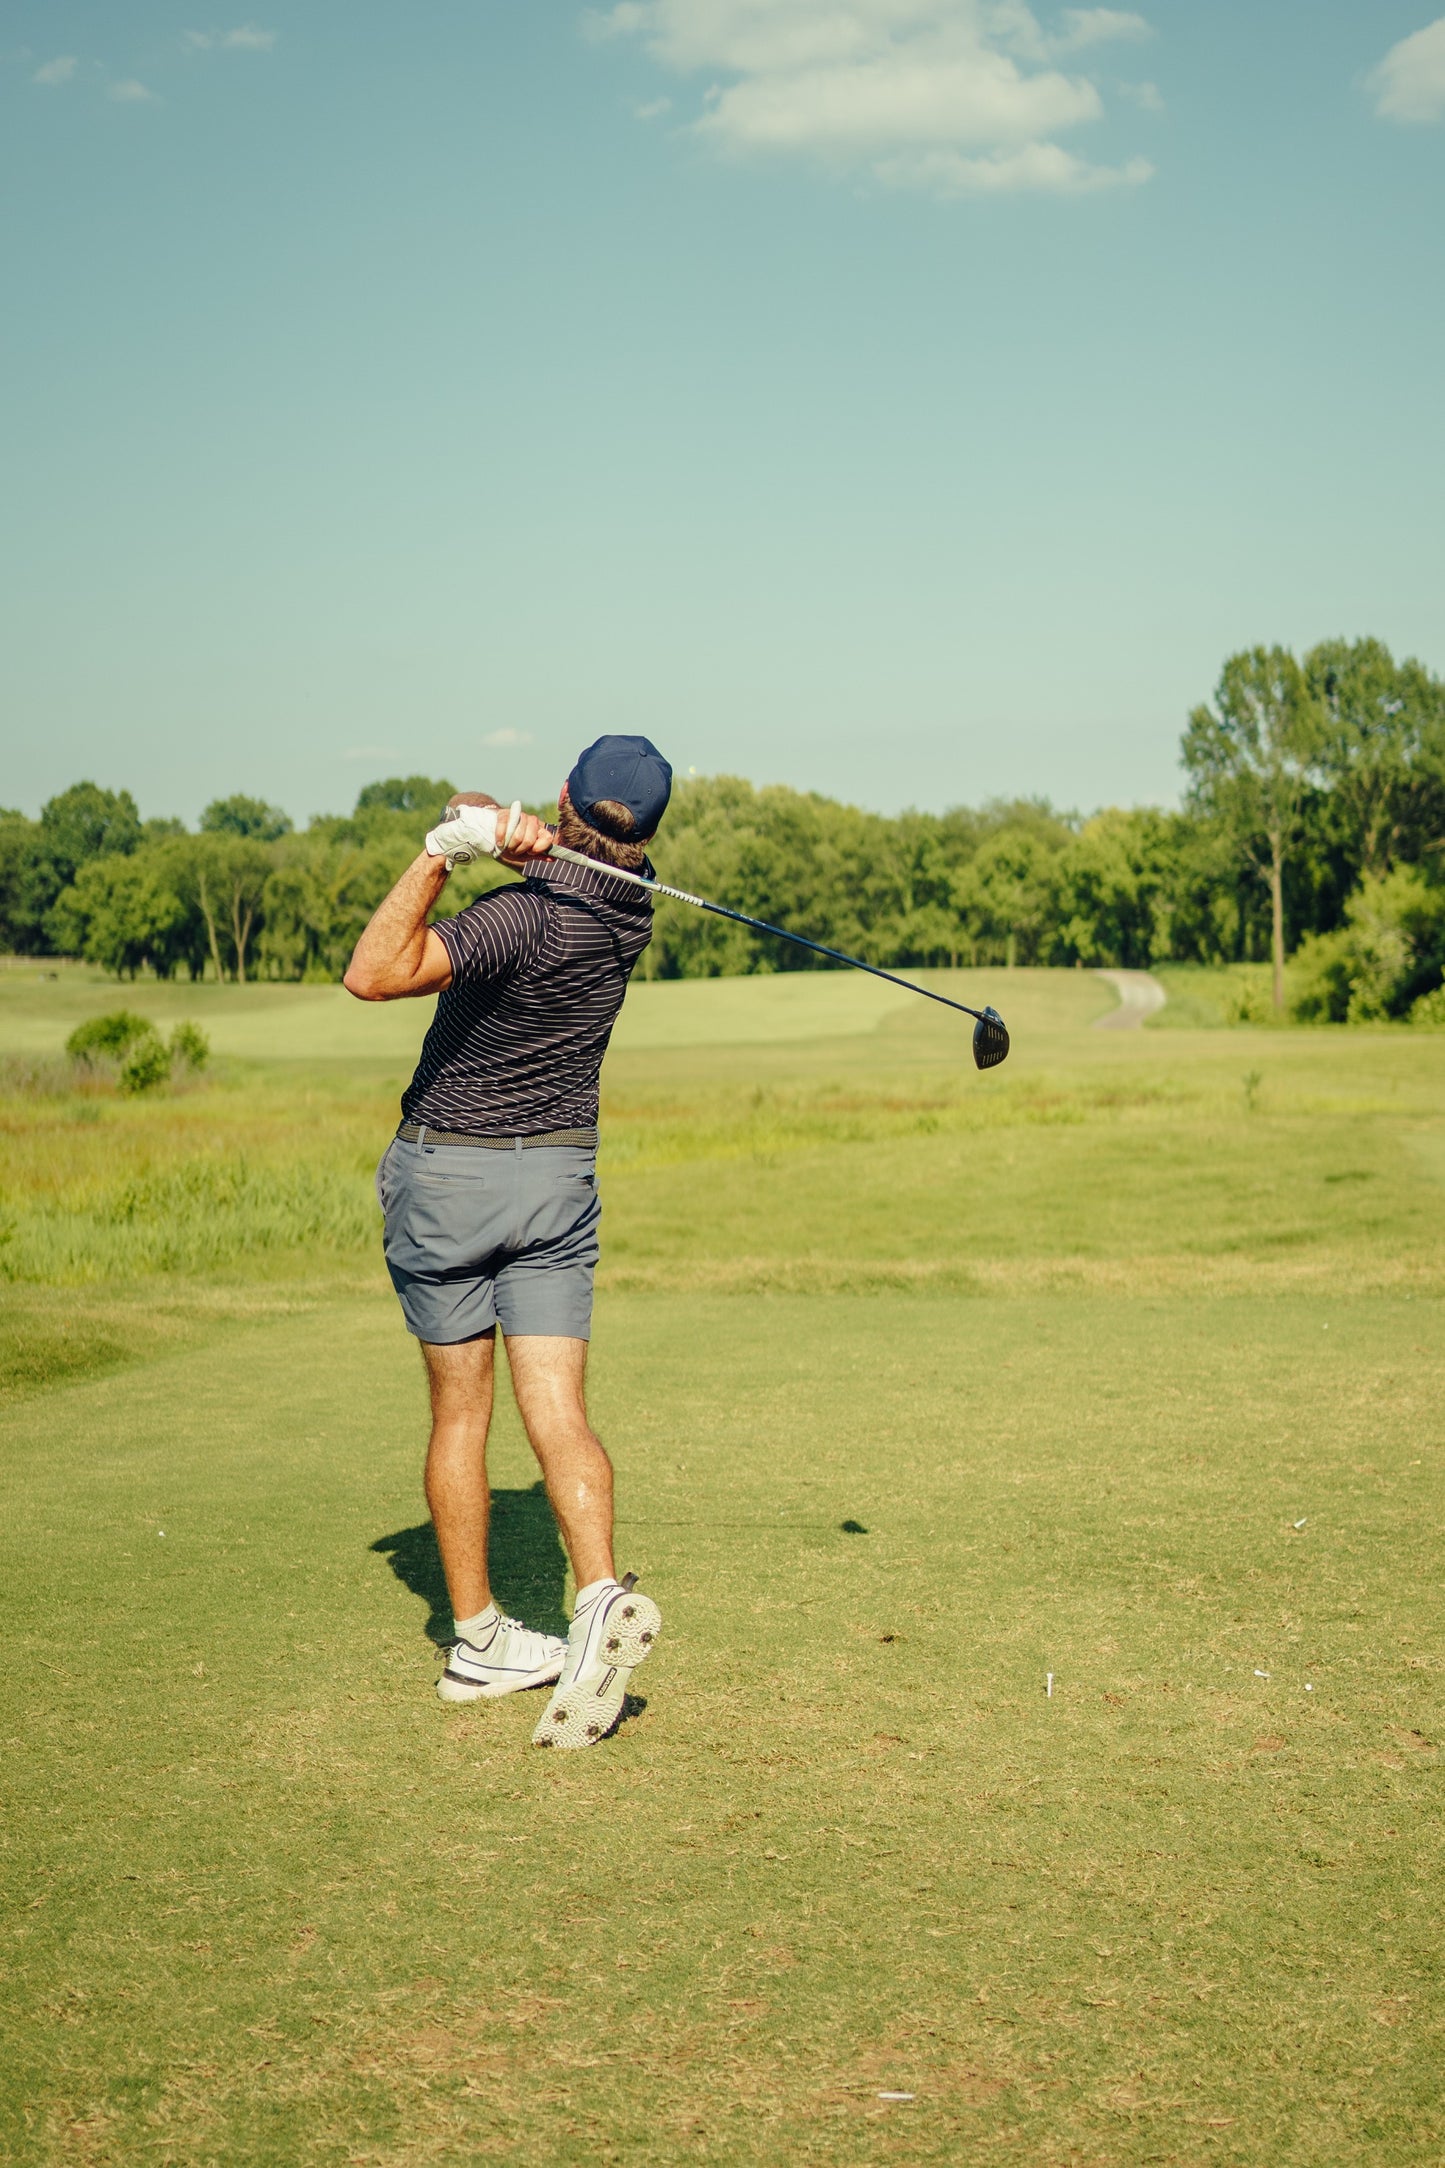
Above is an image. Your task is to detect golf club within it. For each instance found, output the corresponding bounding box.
[547,843,1010,1069]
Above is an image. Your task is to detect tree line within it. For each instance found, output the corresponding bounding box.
[3,635,1443,1024]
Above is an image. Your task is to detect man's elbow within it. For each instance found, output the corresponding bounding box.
[343,959,388,1002]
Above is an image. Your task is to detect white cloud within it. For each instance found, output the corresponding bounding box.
[481,728,533,750]
[183,24,278,52]
[1119,77,1163,111]
[1369,16,1445,123]
[635,94,673,117]
[33,55,78,86]
[878,141,1151,192]
[1054,8,1151,51]
[594,0,1156,197]
[107,78,158,103]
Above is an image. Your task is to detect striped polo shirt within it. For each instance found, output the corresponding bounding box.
[399,852,653,1135]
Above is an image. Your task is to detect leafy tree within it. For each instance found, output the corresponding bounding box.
[39,783,142,881]
[953,826,1063,967]
[48,855,191,978]
[1182,647,1324,1012]
[352,776,455,820]
[1052,808,1182,967]
[187,836,273,981]
[1304,637,1445,877]
[0,786,144,952]
[0,812,49,954]
[201,794,293,842]
[646,777,770,976]
[259,837,416,982]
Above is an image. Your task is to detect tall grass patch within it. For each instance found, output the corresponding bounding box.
[0,1071,389,1285]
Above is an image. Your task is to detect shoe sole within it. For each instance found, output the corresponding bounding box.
[437,1658,565,1705]
[532,1592,662,1749]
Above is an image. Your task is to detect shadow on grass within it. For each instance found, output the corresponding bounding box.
[371,1480,569,1644]
[0,1315,135,1408]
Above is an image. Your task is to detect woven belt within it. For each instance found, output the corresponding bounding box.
[396,1122,598,1150]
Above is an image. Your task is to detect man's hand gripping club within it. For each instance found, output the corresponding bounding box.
[343,793,555,1002]
[425,798,523,868]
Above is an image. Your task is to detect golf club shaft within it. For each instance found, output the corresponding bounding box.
[546,843,997,1027]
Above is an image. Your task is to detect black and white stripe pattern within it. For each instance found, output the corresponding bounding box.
[401,853,653,1135]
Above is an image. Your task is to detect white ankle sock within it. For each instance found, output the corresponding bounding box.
[454,1605,498,1643]
[573,1578,617,1615]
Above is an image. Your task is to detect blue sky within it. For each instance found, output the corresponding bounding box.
[4,1,1443,826]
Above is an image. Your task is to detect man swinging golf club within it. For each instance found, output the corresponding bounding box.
[344,735,671,1749]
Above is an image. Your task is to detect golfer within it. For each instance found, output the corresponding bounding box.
[344,735,671,1750]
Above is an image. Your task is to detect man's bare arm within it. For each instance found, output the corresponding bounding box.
[342,797,557,1002]
[343,854,455,1002]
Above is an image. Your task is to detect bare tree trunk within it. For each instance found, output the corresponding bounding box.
[1269,830,1285,1014]
[197,869,226,982]
[233,896,254,984]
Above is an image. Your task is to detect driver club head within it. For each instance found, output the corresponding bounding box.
[972,1005,1010,1070]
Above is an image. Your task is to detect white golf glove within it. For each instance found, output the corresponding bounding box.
[424,800,523,869]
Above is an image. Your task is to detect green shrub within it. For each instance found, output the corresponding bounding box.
[1292,869,1445,1024]
[1222,978,1271,1025]
[117,1032,172,1096]
[65,1011,153,1062]
[168,1022,210,1072]
[1409,984,1445,1029]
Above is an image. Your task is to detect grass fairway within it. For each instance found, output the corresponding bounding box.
[2,966,1442,2164]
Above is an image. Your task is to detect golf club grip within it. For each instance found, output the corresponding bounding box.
[546,844,993,1026]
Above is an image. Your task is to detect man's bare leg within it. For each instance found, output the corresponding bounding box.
[421,1334,496,1622]
[508,1335,659,1748]
[504,1335,615,1592]
[421,1333,569,1705]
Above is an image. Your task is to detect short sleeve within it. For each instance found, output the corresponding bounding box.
[434,886,546,992]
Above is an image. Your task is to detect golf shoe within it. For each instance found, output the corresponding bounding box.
[531,1575,661,1749]
[437,1612,567,1703]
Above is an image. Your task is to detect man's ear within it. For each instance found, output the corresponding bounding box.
[558,781,570,806]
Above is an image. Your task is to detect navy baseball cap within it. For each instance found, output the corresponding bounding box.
[566,734,672,837]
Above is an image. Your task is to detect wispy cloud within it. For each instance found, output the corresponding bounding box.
[635,95,672,118]
[33,55,78,86]
[107,78,158,104]
[183,24,278,53]
[481,728,533,750]
[1369,15,1445,123]
[1054,8,1151,52]
[1119,78,1163,111]
[591,0,1156,198]
[878,141,1152,194]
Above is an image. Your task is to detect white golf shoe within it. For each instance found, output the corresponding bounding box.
[437,1612,567,1703]
[531,1574,662,1749]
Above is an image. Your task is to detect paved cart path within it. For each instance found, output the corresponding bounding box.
[1092,968,1168,1029]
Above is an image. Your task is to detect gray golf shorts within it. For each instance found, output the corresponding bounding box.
[377,1131,601,1345]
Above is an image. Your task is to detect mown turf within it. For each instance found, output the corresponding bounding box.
[1,968,1442,2165]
